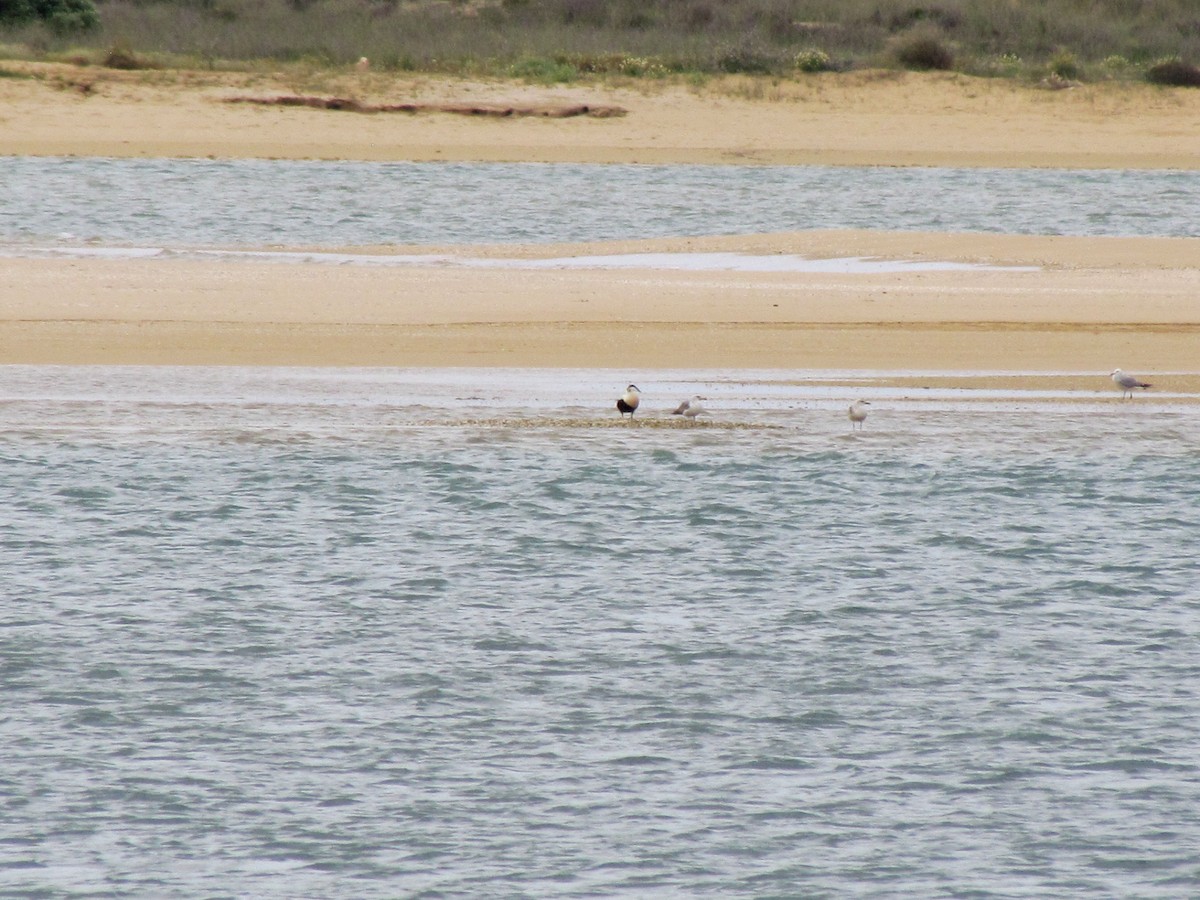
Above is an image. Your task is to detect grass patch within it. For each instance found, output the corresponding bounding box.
[1,0,1199,85]
[714,43,778,75]
[1048,49,1081,80]
[508,55,578,83]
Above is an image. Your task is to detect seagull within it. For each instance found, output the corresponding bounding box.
[848,400,871,430]
[1111,368,1152,399]
[672,395,708,421]
[616,384,641,418]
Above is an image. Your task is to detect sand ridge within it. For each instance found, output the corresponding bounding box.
[0,63,1198,380]
[2,231,1198,375]
[2,63,1199,168]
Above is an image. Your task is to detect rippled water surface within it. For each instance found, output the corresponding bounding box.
[2,367,1199,897]
[3,157,1199,247]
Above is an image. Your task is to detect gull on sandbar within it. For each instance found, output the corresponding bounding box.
[848,400,871,430]
[672,395,708,421]
[617,384,641,418]
[1111,368,1152,399]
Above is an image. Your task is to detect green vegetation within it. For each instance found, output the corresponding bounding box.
[0,0,99,34]
[1,0,1198,85]
[793,48,833,73]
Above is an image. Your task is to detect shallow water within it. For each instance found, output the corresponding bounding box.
[2,158,1198,248]
[4,151,1199,896]
[2,367,1198,897]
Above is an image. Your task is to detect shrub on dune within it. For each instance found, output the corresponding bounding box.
[1146,59,1200,87]
[891,30,954,71]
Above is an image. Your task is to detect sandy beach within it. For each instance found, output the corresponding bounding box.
[1,62,1198,384]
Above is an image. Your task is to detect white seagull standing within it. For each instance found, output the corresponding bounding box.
[672,395,708,421]
[848,400,871,430]
[616,384,641,418]
[1111,368,1152,399]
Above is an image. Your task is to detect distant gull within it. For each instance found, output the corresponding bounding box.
[616,384,641,418]
[1111,368,1152,399]
[848,400,871,430]
[672,395,708,421]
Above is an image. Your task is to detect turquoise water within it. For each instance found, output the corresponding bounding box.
[2,157,1199,247]
[2,367,1199,897]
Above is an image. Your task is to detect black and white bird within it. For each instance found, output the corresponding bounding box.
[616,384,641,418]
[848,400,871,430]
[1111,368,1152,399]
[672,395,708,421]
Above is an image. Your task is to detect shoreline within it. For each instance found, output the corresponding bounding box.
[2,64,1199,170]
[1,66,1198,381]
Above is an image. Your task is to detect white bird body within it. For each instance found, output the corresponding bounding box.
[848,400,871,429]
[1111,368,1152,399]
[672,395,708,420]
[617,384,641,418]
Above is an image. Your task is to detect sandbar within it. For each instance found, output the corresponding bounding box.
[1,63,1198,389]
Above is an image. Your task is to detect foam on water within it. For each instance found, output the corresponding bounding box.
[2,366,1199,897]
[462,251,1039,273]
[0,244,1039,273]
